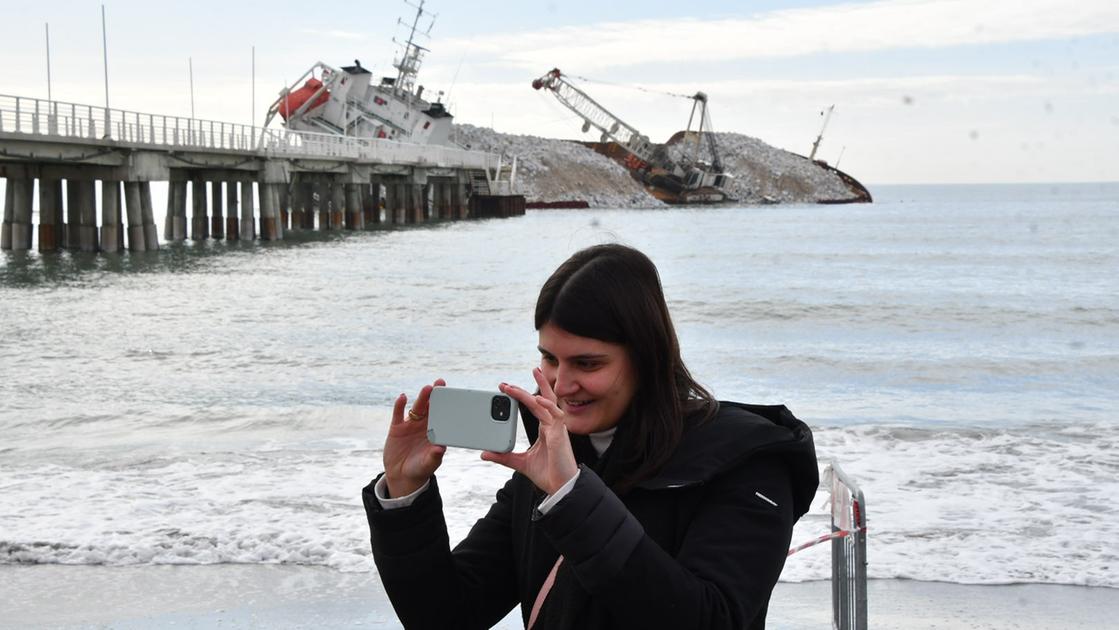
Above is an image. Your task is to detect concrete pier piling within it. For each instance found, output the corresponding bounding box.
[411,184,425,224]
[456,182,469,219]
[425,183,435,221]
[330,181,345,230]
[444,182,455,219]
[38,178,63,252]
[166,180,188,242]
[100,180,123,254]
[211,181,225,240]
[401,183,413,224]
[259,182,280,241]
[345,184,362,230]
[430,182,443,220]
[1,180,11,250]
[399,184,411,224]
[239,180,255,241]
[1,177,35,251]
[191,179,209,241]
[274,184,286,239]
[76,179,99,252]
[124,181,146,252]
[226,181,240,240]
[363,182,380,225]
[383,183,398,224]
[273,184,286,239]
[140,182,160,250]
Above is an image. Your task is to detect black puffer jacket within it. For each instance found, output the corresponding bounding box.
[363,402,818,629]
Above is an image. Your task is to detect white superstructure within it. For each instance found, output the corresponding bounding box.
[263,1,454,147]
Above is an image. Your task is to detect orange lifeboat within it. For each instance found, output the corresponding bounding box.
[278,78,330,120]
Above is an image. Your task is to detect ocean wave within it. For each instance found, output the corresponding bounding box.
[1,423,1116,587]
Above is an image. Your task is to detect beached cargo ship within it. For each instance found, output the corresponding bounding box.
[262,5,454,148]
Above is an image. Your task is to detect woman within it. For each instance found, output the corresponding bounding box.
[363,244,819,629]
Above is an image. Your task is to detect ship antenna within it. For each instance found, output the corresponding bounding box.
[394,0,437,99]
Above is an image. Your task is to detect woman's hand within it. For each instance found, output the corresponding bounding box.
[483,368,579,496]
[382,379,447,499]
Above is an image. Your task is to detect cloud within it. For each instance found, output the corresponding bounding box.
[298,29,368,41]
[436,0,1119,72]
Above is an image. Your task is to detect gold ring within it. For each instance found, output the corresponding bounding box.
[407,408,425,422]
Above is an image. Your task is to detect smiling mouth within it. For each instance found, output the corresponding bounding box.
[564,399,593,411]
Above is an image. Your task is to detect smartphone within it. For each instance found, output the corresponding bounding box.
[427,387,519,453]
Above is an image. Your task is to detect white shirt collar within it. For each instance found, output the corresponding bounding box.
[589,426,617,457]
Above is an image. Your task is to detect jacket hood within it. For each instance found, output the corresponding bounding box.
[520,400,820,519]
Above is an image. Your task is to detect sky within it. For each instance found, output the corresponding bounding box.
[0,0,1116,184]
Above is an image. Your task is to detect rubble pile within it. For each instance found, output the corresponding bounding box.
[677,132,859,203]
[455,124,861,207]
[454,125,664,209]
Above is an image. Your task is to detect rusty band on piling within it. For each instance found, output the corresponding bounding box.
[38,224,59,252]
[260,217,279,241]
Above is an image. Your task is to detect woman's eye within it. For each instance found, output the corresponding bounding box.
[576,360,600,370]
[541,355,558,366]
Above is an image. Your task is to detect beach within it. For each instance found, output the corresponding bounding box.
[6,565,1119,629]
[2,183,1117,628]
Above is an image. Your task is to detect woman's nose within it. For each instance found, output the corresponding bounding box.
[551,365,578,398]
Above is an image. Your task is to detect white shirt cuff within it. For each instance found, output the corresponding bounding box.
[374,475,430,509]
[537,469,581,515]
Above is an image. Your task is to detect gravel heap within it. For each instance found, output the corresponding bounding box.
[454,124,861,207]
[667,132,859,204]
[454,124,664,209]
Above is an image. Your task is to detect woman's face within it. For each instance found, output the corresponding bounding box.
[537,323,638,435]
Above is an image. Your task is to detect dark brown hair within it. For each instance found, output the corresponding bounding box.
[535,243,716,491]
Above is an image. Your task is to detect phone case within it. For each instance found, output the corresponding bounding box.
[427,387,519,453]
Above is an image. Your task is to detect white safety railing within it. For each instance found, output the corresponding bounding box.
[0,93,497,171]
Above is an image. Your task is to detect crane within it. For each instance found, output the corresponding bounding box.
[808,104,834,161]
[531,68,727,202]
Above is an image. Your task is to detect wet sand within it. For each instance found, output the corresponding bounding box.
[4,565,1117,629]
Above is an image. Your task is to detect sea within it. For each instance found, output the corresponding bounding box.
[1,182,1116,589]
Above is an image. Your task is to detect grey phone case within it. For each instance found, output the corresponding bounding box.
[427,387,519,453]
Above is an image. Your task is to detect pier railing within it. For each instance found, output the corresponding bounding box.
[0,93,494,170]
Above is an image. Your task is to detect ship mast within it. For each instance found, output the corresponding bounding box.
[393,0,435,100]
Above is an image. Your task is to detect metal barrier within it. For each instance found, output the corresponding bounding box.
[0,93,496,171]
[827,461,868,630]
[784,461,868,629]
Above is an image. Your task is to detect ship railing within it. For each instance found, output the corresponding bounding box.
[0,93,499,171]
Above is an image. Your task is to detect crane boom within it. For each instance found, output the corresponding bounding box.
[809,104,834,161]
[532,68,655,165]
[531,67,729,202]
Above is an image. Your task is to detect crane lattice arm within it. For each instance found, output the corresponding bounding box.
[532,68,655,166]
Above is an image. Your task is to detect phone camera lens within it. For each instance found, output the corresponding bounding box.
[491,396,511,421]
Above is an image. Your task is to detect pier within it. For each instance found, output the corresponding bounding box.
[0,94,524,254]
